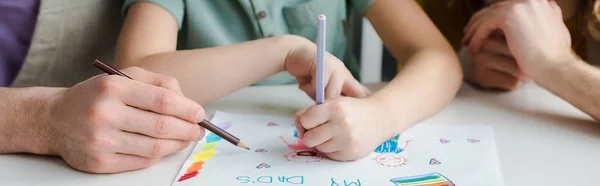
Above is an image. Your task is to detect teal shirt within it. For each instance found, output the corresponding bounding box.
[123,0,374,85]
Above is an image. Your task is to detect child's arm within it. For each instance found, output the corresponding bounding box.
[296,0,462,161]
[115,3,368,104]
[365,0,462,128]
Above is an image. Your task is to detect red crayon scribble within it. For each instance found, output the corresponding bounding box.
[178,171,199,182]
[279,136,314,151]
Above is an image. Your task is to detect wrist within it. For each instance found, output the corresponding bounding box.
[532,52,581,85]
[365,96,406,138]
[0,87,64,155]
[280,34,313,71]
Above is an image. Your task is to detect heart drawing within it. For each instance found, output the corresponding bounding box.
[256,163,271,169]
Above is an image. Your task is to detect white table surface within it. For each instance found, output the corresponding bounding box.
[1,82,598,186]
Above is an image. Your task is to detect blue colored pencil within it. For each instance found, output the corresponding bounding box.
[316,14,326,105]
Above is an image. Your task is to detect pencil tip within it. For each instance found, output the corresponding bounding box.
[238,142,250,150]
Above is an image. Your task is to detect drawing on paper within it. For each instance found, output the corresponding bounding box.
[467,139,480,143]
[255,148,268,153]
[280,131,323,163]
[373,135,410,167]
[256,163,271,169]
[429,158,441,165]
[177,122,232,182]
[267,122,280,127]
[390,172,455,186]
[374,153,408,167]
[440,139,450,144]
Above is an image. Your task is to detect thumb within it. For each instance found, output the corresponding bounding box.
[294,108,308,138]
[341,79,368,98]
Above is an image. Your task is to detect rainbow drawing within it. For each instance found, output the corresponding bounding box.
[390,172,455,186]
[177,122,232,182]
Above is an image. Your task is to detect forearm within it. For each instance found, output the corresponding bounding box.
[116,35,307,104]
[0,87,61,154]
[535,60,600,121]
[370,49,463,134]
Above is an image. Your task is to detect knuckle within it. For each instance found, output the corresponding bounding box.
[162,76,180,88]
[140,158,155,168]
[154,116,172,136]
[155,91,176,113]
[88,155,111,173]
[151,140,165,158]
[332,101,349,116]
[96,76,122,97]
[87,105,111,126]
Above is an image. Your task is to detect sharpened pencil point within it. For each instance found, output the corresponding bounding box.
[238,142,250,150]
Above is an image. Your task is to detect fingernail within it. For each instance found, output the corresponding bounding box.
[196,108,205,122]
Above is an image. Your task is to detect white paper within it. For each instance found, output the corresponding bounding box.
[172,111,503,186]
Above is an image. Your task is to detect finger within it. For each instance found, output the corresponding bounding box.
[119,107,203,141]
[473,69,522,90]
[325,151,347,161]
[549,1,570,46]
[98,154,160,173]
[294,108,308,138]
[468,14,505,53]
[341,77,368,98]
[463,8,491,44]
[299,104,330,130]
[464,7,489,33]
[481,37,512,57]
[119,80,205,123]
[299,82,317,101]
[474,52,525,79]
[315,138,339,153]
[485,56,526,80]
[302,122,334,148]
[325,71,344,101]
[120,67,183,95]
[362,86,372,97]
[549,0,562,20]
[118,131,190,158]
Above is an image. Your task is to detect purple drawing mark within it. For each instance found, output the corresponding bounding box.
[429,158,441,165]
[440,139,450,144]
[468,139,480,143]
[218,122,232,130]
[255,148,268,153]
[267,122,279,127]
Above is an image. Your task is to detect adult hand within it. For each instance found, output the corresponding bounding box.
[284,37,371,100]
[464,35,529,90]
[464,0,576,80]
[44,67,205,173]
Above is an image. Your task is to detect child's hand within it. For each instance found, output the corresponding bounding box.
[284,36,371,100]
[294,97,394,161]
